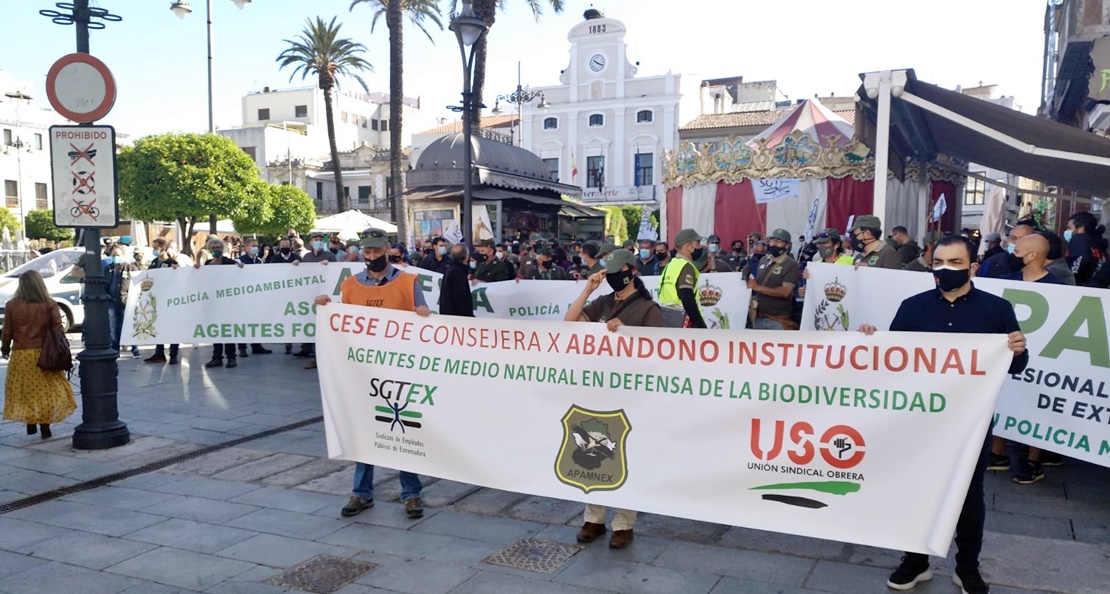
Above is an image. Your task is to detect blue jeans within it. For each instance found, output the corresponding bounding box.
[352,462,422,501]
[753,316,785,331]
[107,302,125,351]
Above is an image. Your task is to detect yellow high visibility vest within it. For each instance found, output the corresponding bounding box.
[658,256,700,309]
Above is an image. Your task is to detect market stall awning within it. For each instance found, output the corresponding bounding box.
[404,186,568,205]
[856,69,1110,194]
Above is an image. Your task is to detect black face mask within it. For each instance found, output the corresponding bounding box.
[690,247,705,262]
[474,253,488,263]
[933,266,970,292]
[367,255,388,273]
[851,236,869,253]
[767,246,786,258]
[1007,253,1026,271]
[606,268,634,292]
[424,249,433,256]
[540,259,553,269]
[655,252,667,260]
[388,255,402,263]
[732,246,743,253]
[572,255,582,266]
[280,247,291,256]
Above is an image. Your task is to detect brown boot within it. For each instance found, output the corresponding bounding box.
[608,529,633,549]
[576,522,606,544]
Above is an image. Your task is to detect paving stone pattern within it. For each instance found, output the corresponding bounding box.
[0,344,1105,593]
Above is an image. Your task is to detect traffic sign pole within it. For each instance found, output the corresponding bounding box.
[43,0,129,450]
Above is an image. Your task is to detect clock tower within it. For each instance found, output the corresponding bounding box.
[560,8,638,98]
[526,9,682,213]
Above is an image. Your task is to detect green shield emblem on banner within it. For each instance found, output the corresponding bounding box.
[554,406,631,493]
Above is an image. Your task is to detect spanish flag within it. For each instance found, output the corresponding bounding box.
[571,150,578,181]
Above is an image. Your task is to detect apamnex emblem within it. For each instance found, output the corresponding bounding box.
[554,405,631,493]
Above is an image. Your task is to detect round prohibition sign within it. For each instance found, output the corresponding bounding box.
[46,53,117,123]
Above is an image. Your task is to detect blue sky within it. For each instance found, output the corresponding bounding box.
[1,0,1048,139]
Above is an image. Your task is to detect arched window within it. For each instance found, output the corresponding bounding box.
[636,110,653,123]
[543,117,558,130]
[588,113,604,127]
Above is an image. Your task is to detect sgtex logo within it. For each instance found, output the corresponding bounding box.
[369,378,437,433]
[747,419,866,509]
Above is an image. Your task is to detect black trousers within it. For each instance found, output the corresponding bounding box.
[211,343,237,361]
[905,432,990,569]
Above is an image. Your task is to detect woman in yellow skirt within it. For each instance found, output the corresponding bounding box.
[2,270,76,439]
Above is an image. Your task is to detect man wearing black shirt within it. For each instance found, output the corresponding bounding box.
[861,236,1027,594]
[439,244,474,317]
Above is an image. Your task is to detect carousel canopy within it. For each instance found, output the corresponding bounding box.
[748,99,856,149]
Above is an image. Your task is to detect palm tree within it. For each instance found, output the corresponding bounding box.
[350,0,442,245]
[277,16,373,213]
[467,0,565,125]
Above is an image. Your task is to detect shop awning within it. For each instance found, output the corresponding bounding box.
[404,186,567,205]
[856,70,1110,194]
[559,204,606,219]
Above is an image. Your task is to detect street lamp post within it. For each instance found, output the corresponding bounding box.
[491,62,548,148]
[449,0,487,247]
[171,0,248,235]
[38,0,129,450]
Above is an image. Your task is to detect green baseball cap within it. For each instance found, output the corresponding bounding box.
[476,238,495,248]
[849,215,882,232]
[359,228,390,249]
[622,239,636,249]
[768,228,792,243]
[707,234,721,243]
[674,228,702,246]
[534,244,553,256]
[599,242,619,256]
[815,228,841,244]
[604,248,637,272]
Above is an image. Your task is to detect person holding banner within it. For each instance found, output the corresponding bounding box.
[144,239,182,365]
[191,237,245,368]
[658,229,707,328]
[314,228,429,520]
[565,248,662,549]
[747,229,799,331]
[860,235,1027,594]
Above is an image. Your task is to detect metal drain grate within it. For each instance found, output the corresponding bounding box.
[482,538,582,573]
[0,415,324,515]
[265,554,376,593]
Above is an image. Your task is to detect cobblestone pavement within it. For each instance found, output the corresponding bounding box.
[0,344,1106,593]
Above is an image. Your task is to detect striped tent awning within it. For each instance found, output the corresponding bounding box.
[749,99,856,149]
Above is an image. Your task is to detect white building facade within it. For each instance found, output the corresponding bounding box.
[219,86,435,214]
[521,10,684,206]
[0,71,68,232]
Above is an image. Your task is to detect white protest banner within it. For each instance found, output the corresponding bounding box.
[121,263,330,346]
[802,262,1110,468]
[317,305,1013,555]
[755,178,801,204]
[322,265,750,329]
[123,263,751,344]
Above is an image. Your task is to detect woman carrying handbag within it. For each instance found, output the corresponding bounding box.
[1,270,76,439]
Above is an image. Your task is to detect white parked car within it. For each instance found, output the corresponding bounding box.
[0,246,190,332]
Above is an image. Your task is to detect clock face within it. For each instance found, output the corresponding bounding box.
[588,54,606,73]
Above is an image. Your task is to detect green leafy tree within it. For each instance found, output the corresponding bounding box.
[277,16,373,213]
[465,0,566,126]
[25,209,74,242]
[233,184,317,237]
[351,0,443,247]
[602,205,627,244]
[0,208,21,234]
[117,133,266,255]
